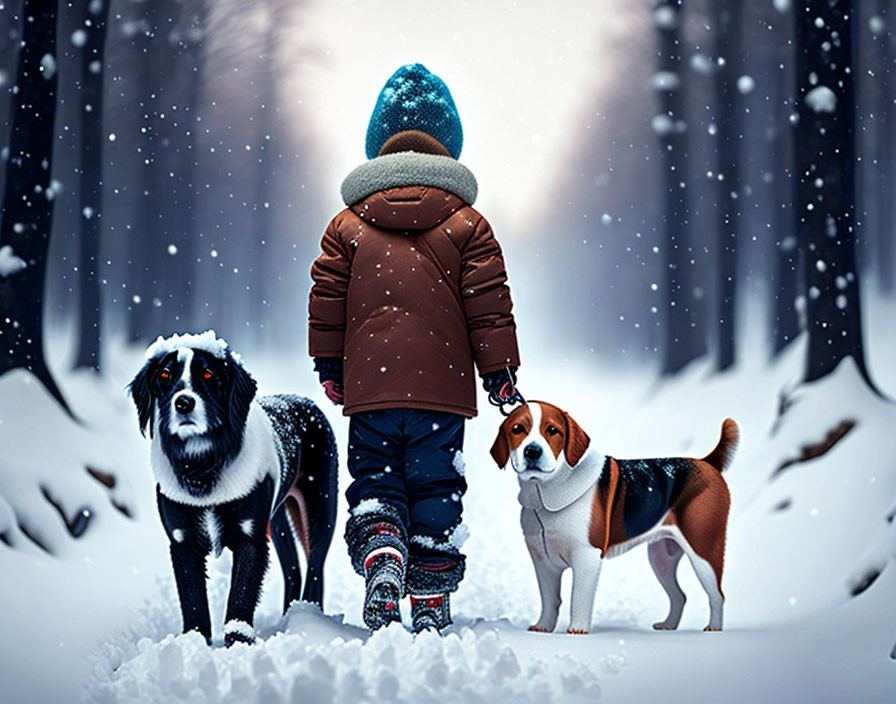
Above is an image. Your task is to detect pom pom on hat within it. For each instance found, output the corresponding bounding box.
[365,64,463,160]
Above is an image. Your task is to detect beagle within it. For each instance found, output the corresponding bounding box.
[490,401,736,634]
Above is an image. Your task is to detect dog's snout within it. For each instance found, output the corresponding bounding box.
[175,395,195,414]
[524,444,542,461]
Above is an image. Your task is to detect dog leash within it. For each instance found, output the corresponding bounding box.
[488,365,526,416]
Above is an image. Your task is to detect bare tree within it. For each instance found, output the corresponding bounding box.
[771,0,801,355]
[0,0,70,412]
[793,0,875,384]
[712,0,743,371]
[124,0,162,343]
[869,1,894,293]
[74,0,111,371]
[655,0,708,375]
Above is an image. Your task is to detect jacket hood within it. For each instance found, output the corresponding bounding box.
[341,151,478,207]
[350,186,466,231]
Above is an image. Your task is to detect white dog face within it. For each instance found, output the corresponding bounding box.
[166,349,209,440]
[490,402,591,481]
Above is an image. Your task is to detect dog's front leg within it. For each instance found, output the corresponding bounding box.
[158,491,212,642]
[526,542,563,632]
[169,542,212,643]
[223,537,269,646]
[567,550,602,634]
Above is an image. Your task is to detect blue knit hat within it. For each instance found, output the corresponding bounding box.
[365,64,463,160]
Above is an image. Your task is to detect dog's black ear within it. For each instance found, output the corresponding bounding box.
[490,425,510,469]
[226,353,257,437]
[129,357,160,437]
[563,411,591,467]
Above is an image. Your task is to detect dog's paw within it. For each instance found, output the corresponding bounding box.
[224,619,256,647]
[653,622,675,630]
[528,625,552,633]
[566,628,589,635]
[703,626,722,632]
[224,631,256,647]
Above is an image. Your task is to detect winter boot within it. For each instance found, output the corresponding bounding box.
[410,593,451,633]
[363,549,405,630]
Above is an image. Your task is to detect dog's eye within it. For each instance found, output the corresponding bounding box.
[203,371,213,381]
[546,425,561,436]
[159,369,171,381]
[511,424,526,435]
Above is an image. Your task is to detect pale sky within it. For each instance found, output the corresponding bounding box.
[285,0,641,228]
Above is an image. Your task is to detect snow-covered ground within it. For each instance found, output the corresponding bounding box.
[2,296,896,703]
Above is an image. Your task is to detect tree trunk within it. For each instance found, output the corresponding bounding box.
[655,0,707,375]
[0,1,70,412]
[794,0,874,384]
[74,0,111,371]
[772,0,801,355]
[177,0,206,331]
[125,0,159,344]
[251,0,285,349]
[872,1,894,293]
[714,0,742,372]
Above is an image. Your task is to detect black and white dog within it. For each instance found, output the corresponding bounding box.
[129,331,337,646]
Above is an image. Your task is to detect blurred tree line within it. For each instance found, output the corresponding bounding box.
[0,0,325,408]
[0,0,892,410]
[649,0,884,386]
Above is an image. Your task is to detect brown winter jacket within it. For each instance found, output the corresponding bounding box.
[309,150,520,417]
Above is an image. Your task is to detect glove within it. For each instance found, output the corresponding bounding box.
[314,357,344,405]
[482,366,518,403]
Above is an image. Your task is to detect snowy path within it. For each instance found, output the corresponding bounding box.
[3,322,896,703]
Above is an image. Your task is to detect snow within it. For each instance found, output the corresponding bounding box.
[92,611,604,704]
[350,497,385,518]
[3,299,896,703]
[448,523,470,549]
[805,85,837,113]
[452,450,466,477]
[652,6,677,30]
[689,53,714,75]
[651,71,680,91]
[40,53,56,79]
[144,330,231,362]
[651,114,680,136]
[0,244,27,277]
[71,29,87,47]
[736,75,755,95]
[223,619,255,640]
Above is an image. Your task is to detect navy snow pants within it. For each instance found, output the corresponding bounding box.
[344,409,467,594]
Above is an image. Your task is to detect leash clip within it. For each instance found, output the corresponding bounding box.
[488,365,526,416]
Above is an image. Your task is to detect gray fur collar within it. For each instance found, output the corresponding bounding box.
[517,450,606,512]
[341,151,478,206]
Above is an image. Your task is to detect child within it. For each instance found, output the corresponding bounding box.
[308,64,520,632]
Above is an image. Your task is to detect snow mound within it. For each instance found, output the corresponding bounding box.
[91,605,603,704]
[0,370,137,556]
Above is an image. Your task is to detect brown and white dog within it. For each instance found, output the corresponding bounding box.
[490,401,736,634]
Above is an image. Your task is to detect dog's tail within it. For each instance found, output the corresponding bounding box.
[702,418,739,472]
[293,400,338,607]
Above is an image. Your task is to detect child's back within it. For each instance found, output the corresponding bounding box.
[308,63,520,632]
